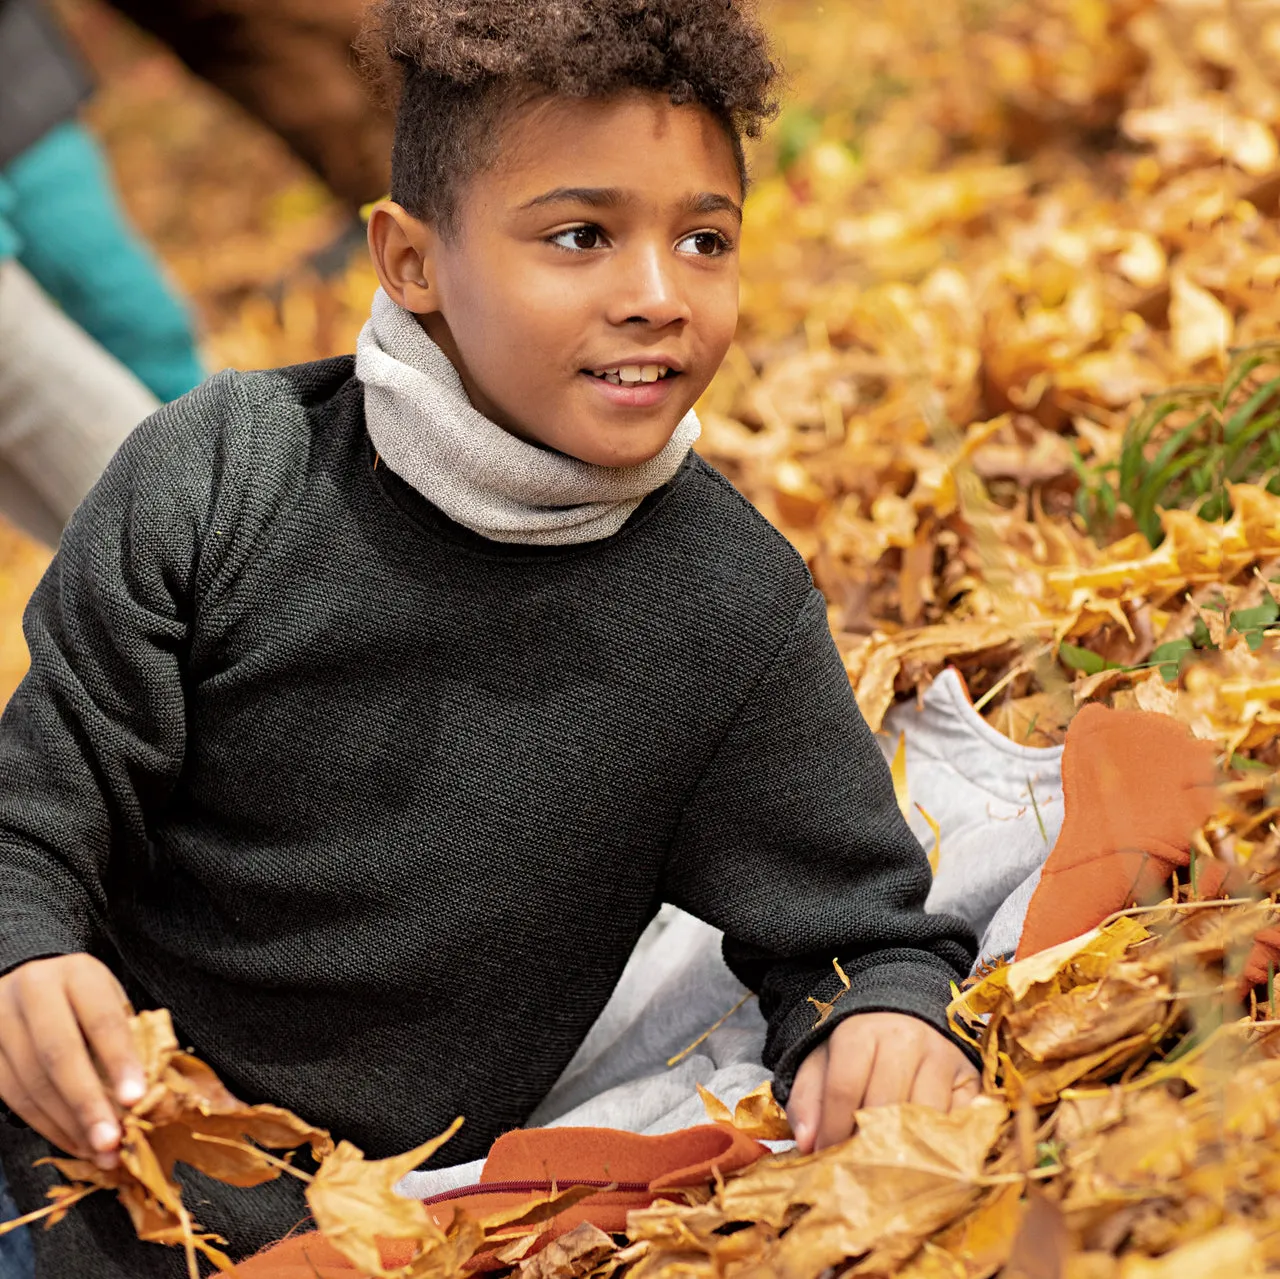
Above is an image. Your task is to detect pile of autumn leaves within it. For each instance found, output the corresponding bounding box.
[6,898,1278,1278]
[630,902,1280,1279]
[693,0,1280,866]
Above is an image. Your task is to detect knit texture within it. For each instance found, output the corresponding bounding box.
[0,358,974,1277]
[358,287,701,544]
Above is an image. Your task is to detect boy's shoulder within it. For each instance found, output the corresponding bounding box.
[128,354,361,498]
[649,450,816,615]
[201,354,359,427]
[131,354,358,463]
[90,355,363,587]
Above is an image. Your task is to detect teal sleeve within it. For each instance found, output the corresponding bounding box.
[2,121,205,402]
[0,176,18,260]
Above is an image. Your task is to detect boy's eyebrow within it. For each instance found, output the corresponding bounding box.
[519,186,628,212]
[680,192,743,223]
[519,187,743,222]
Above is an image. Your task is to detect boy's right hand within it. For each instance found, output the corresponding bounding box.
[0,955,146,1168]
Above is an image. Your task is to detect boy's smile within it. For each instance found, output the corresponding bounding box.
[368,92,742,468]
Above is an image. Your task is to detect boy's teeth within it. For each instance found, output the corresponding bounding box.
[593,364,669,385]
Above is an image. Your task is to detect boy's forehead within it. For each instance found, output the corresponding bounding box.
[489,91,742,201]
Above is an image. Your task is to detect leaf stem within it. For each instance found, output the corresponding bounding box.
[188,1133,315,1182]
[666,992,756,1067]
[0,1185,100,1235]
[1097,897,1257,930]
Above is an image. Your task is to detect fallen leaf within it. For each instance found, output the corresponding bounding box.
[305,1120,462,1277]
[1169,274,1234,367]
[517,1222,615,1278]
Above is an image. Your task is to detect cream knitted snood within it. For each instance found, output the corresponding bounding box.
[356,289,701,545]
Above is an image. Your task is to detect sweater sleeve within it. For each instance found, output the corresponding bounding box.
[0,376,225,979]
[661,588,977,1102]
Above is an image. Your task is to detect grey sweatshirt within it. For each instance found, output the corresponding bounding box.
[0,357,975,1276]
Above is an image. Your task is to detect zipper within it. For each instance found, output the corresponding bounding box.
[421,1177,652,1206]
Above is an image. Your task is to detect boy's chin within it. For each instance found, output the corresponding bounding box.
[514,411,687,469]
[558,426,683,469]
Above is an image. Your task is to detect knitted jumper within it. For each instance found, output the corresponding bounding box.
[0,358,974,1276]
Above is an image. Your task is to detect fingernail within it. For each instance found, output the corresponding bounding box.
[793,1122,811,1150]
[89,1121,119,1152]
[117,1074,146,1105]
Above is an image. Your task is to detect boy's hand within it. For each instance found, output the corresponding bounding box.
[0,955,146,1168]
[786,1012,980,1153]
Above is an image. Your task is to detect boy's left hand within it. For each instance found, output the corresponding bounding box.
[786,1012,980,1153]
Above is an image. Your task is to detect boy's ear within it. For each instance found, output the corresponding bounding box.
[367,201,441,315]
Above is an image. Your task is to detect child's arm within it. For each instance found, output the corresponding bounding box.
[662,588,978,1143]
[0,378,226,1165]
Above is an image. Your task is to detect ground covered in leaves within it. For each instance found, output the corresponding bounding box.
[1,0,1278,1275]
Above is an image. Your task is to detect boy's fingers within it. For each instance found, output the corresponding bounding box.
[952,1066,981,1107]
[906,1051,954,1113]
[816,1025,875,1150]
[785,1041,828,1153]
[0,1043,93,1159]
[67,963,145,1106]
[861,1033,915,1110]
[14,972,122,1164]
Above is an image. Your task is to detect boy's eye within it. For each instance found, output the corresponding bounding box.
[676,230,733,257]
[549,225,609,252]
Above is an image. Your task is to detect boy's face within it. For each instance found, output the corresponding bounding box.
[369,92,742,468]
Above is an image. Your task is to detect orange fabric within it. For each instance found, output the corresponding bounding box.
[229,1235,416,1278]
[423,1122,766,1236]
[228,1123,767,1278]
[1014,704,1219,961]
[1241,926,1280,992]
[1014,704,1276,993]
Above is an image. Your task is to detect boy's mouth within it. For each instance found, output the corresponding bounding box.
[584,363,681,387]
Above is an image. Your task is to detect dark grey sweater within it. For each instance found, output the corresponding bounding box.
[0,358,974,1276]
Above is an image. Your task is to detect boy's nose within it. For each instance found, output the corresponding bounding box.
[607,244,692,329]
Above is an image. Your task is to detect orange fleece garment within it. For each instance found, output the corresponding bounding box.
[1014,703,1279,989]
[229,1122,767,1277]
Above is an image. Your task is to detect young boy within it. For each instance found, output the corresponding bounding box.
[0,1,978,1273]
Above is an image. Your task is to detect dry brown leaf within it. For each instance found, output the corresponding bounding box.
[806,956,852,1028]
[1003,1191,1069,1279]
[517,1222,616,1279]
[1005,963,1172,1063]
[305,1119,462,1277]
[1114,1225,1263,1277]
[895,1182,1022,1279]
[712,1099,1008,1278]
[26,1009,334,1273]
[729,1082,794,1142]
[697,1081,793,1142]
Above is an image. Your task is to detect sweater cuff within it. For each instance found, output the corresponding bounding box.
[0,914,90,983]
[767,954,974,1104]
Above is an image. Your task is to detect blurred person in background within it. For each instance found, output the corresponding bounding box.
[0,0,207,550]
[107,0,393,214]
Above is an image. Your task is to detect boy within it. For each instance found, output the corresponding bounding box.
[0,1,978,1274]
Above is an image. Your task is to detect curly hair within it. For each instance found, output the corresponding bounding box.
[357,0,780,234]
